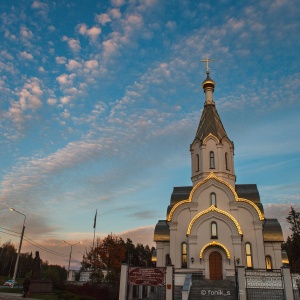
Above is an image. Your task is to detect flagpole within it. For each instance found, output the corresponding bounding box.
[93,209,97,249]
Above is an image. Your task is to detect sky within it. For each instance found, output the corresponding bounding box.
[0,0,300,269]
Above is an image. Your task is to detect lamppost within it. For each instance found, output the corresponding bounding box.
[10,208,26,288]
[63,240,82,273]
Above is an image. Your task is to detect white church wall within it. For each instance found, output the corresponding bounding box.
[273,243,283,269]
[204,138,219,171]
[191,182,235,213]
[156,241,170,267]
[264,242,283,269]
[190,140,201,176]
[253,221,266,268]
[189,213,238,269]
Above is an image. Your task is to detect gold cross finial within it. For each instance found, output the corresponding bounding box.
[200,57,214,73]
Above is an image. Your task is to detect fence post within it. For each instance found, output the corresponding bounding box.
[282,267,294,300]
[119,263,128,300]
[236,266,246,300]
[166,265,174,300]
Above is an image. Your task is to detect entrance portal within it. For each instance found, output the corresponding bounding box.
[209,251,222,280]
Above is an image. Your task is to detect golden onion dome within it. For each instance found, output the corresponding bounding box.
[202,72,215,91]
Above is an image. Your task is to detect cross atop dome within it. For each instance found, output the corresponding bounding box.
[200,57,215,105]
[200,57,214,74]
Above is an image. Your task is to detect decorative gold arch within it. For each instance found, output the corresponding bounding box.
[166,172,264,221]
[203,133,219,144]
[200,241,230,258]
[186,205,242,236]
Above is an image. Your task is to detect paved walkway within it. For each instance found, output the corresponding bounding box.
[0,293,41,300]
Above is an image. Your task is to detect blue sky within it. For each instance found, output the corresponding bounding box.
[1,0,300,268]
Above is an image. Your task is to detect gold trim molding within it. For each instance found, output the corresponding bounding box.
[167,172,264,221]
[200,241,230,258]
[186,205,242,236]
[203,133,219,144]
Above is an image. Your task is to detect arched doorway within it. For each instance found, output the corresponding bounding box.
[209,251,222,280]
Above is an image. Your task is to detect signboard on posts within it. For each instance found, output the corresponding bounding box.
[128,267,166,286]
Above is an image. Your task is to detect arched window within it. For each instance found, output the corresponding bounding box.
[210,193,216,206]
[181,242,187,268]
[245,243,253,268]
[265,256,272,270]
[196,154,199,172]
[211,222,218,239]
[210,151,215,169]
[225,152,229,170]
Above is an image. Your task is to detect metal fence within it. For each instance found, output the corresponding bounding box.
[245,269,285,300]
[148,286,165,300]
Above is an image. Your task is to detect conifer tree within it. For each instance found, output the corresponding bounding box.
[282,207,300,272]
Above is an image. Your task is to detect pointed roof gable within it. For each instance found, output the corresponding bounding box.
[195,103,228,142]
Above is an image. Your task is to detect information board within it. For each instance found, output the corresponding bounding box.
[128,267,166,286]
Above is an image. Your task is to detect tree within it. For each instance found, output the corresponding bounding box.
[89,269,105,286]
[287,206,300,236]
[282,207,300,272]
[81,234,126,283]
[0,241,17,277]
[18,252,33,278]
[41,262,67,288]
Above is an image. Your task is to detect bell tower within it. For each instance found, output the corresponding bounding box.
[190,59,236,187]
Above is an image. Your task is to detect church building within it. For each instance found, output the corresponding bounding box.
[153,62,285,280]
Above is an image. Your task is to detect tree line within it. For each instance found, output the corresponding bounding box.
[0,241,67,286]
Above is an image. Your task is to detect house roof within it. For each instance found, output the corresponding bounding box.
[235,184,264,214]
[153,220,170,242]
[170,186,193,205]
[263,219,284,242]
[169,184,263,206]
[235,184,260,204]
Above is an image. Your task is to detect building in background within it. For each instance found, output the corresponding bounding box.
[154,64,286,280]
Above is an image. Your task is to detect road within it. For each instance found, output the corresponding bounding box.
[0,293,41,299]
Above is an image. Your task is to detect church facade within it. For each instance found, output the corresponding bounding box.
[153,65,285,280]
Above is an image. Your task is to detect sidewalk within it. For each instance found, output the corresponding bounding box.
[0,293,41,300]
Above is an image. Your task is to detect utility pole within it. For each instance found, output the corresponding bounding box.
[10,208,26,288]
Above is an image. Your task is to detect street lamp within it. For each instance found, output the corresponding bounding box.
[10,208,26,288]
[63,240,82,273]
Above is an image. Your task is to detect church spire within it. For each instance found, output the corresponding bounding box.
[190,60,236,186]
[195,60,226,142]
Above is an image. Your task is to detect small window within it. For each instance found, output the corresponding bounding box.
[265,256,272,270]
[196,154,199,172]
[210,151,215,169]
[211,222,218,239]
[182,243,187,268]
[225,152,229,170]
[210,193,216,206]
[245,243,253,268]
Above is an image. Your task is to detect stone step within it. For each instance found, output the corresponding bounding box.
[174,285,182,300]
[188,279,237,300]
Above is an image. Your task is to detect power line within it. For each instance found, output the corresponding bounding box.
[0,230,22,239]
[0,228,71,259]
[0,226,20,235]
[23,237,68,258]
